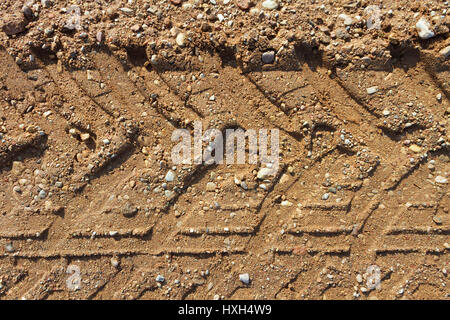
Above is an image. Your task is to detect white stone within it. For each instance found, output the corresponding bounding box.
[338,13,353,26]
[356,274,363,283]
[262,0,278,10]
[176,32,186,47]
[206,182,216,191]
[165,170,176,182]
[416,18,435,40]
[435,176,448,184]
[440,46,450,59]
[366,86,378,95]
[281,200,293,207]
[257,167,273,180]
[239,273,250,284]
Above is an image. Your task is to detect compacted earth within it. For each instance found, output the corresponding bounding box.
[0,0,448,300]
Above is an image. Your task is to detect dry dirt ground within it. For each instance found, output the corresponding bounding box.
[0,0,449,300]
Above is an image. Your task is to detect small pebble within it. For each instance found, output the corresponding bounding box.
[366,86,378,95]
[435,176,448,184]
[239,273,250,284]
[416,18,435,40]
[440,46,450,59]
[110,257,120,268]
[176,32,186,47]
[165,170,176,182]
[38,189,47,199]
[262,51,275,64]
[356,274,363,283]
[5,243,14,252]
[262,0,279,10]
[321,193,330,201]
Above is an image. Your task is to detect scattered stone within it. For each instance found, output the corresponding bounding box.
[80,133,90,141]
[356,274,363,283]
[121,202,138,217]
[120,8,134,16]
[130,24,141,33]
[176,32,186,47]
[239,273,250,284]
[22,6,34,20]
[11,161,24,175]
[338,14,353,26]
[409,144,422,153]
[262,0,278,10]
[156,275,165,283]
[435,176,448,184]
[235,0,251,11]
[416,18,435,40]
[165,170,176,182]
[257,167,273,180]
[41,0,53,8]
[262,51,275,64]
[110,257,120,268]
[96,31,104,43]
[206,182,216,192]
[5,243,14,253]
[366,86,378,95]
[38,190,47,199]
[321,193,330,201]
[281,200,293,207]
[87,70,94,81]
[433,216,443,225]
[440,46,450,59]
[2,13,28,35]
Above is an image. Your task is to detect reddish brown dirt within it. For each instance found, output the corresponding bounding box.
[0,0,448,300]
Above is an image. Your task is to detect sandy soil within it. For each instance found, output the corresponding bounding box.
[0,0,448,300]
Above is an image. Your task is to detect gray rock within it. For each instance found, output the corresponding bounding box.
[41,0,53,8]
[156,275,165,283]
[262,51,275,64]
[22,6,34,20]
[38,189,47,199]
